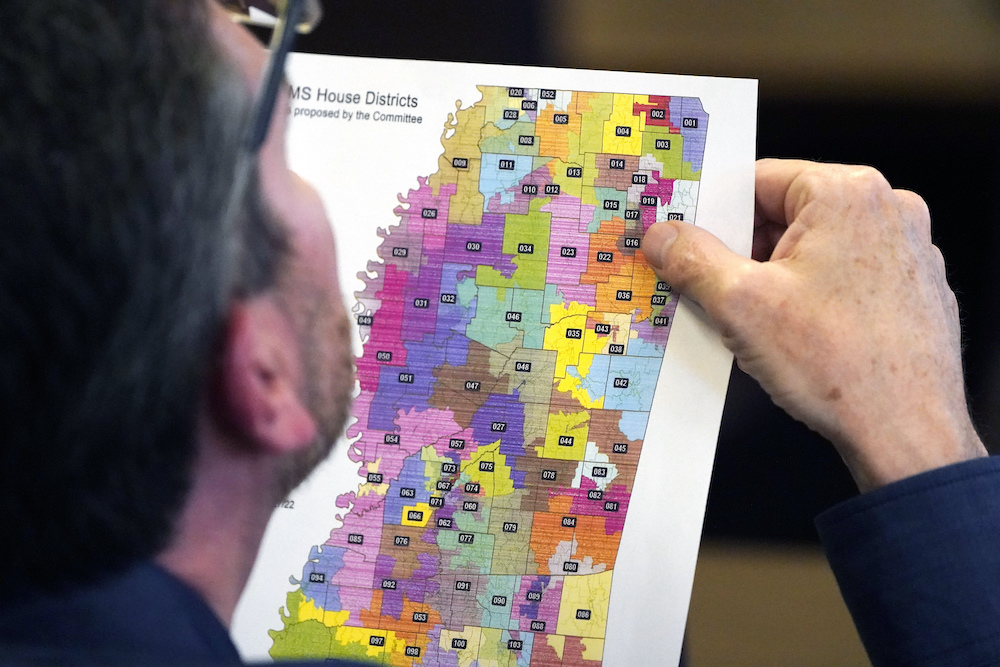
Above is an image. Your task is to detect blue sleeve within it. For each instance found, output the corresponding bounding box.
[816,456,1000,667]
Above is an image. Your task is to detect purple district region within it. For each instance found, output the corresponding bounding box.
[516,575,550,620]
[632,299,676,349]
[421,626,461,667]
[670,97,708,173]
[300,544,346,611]
[443,213,513,279]
[379,574,434,620]
[469,394,529,485]
[384,450,436,523]
[367,337,452,431]
[374,553,440,620]
[513,575,563,632]
[435,263,478,347]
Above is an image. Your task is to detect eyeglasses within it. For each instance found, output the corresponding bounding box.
[215,0,323,275]
[217,0,323,151]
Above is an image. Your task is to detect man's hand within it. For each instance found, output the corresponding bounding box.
[643,158,986,492]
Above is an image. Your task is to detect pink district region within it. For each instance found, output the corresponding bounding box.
[485,164,552,216]
[543,186,595,223]
[512,575,564,634]
[344,411,425,479]
[545,214,596,306]
[320,498,386,625]
[554,485,631,534]
[391,176,453,253]
[396,406,476,460]
[640,173,675,232]
[354,263,409,393]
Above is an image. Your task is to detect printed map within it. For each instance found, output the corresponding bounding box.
[268,85,708,666]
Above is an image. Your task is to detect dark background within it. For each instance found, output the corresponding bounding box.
[280,1,1000,544]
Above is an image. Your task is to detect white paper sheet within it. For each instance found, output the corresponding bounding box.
[232,54,756,666]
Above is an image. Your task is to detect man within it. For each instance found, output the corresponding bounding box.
[0,0,354,662]
[0,3,995,667]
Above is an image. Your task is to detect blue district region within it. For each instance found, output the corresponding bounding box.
[385,451,434,524]
[618,410,649,442]
[604,356,661,412]
[300,544,347,612]
[479,153,535,212]
[569,354,611,403]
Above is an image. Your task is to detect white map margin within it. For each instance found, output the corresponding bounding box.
[231,54,758,665]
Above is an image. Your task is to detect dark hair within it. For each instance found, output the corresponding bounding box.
[0,0,287,594]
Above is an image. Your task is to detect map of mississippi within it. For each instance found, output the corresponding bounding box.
[269,86,708,666]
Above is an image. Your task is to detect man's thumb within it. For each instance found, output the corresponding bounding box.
[643,221,750,310]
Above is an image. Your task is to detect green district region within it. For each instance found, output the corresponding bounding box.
[476,199,551,291]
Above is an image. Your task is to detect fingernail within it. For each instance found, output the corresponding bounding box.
[644,223,678,271]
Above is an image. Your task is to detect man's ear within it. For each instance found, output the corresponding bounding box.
[213,297,317,454]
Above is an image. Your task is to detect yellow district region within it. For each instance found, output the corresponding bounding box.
[293,590,351,628]
[556,353,605,409]
[602,93,641,155]
[543,301,595,378]
[634,94,652,131]
[546,158,584,200]
[475,628,514,667]
[400,502,433,527]
[582,637,606,661]
[422,445,455,483]
[329,626,395,663]
[537,410,590,460]
[463,440,515,497]
[481,86,517,128]
[556,570,613,638]
[358,459,388,498]
[546,633,566,659]
[440,626,483,667]
[430,99,486,223]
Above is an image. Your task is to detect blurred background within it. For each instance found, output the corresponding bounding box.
[286,1,1000,663]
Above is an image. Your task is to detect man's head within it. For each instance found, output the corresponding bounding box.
[0,0,351,595]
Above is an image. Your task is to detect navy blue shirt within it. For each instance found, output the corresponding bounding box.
[0,561,240,664]
[818,455,1000,666]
